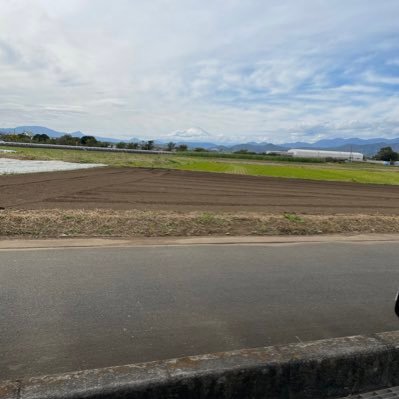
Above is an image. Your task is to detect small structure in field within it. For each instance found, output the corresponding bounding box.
[287,149,363,161]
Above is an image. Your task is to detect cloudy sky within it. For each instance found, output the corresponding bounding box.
[1,0,399,143]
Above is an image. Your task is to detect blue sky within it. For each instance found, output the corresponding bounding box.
[1,0,399,143]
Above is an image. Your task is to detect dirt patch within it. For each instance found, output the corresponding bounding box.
[2,167,399,214]
[1,209,399,238]
[0,157,104,174]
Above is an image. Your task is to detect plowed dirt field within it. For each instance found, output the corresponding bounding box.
[1,167,399,214]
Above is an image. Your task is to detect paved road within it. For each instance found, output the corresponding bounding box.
[1,241,398,380]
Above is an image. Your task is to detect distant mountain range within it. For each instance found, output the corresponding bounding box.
[1,125,399,156]
[167,137,399,156]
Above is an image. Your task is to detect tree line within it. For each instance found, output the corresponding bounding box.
[0,132,189,152]
[4,131,398,160]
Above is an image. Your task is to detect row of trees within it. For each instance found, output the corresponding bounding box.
[374,146,399,162]
[114,141,188,151]
[0,132,191,152]
[0,132,106,147]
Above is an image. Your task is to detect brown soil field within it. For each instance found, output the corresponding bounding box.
[1,167,399,215]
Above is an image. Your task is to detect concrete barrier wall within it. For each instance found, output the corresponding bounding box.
[0,142,170,155]
[1,331,398,399]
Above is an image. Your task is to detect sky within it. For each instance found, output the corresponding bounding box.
[1,0,399,143]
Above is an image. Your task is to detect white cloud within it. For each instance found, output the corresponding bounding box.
[364,72,399,86]
[171,127,211,139]
[1,0,399,142]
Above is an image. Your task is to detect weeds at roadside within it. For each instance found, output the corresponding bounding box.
[1,209,399,238]
[283,213,304,223]
[196,212,218,224]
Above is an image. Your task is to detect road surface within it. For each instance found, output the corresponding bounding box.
[1,240,398,380]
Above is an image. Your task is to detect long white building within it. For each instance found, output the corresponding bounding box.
[287,149,364,161]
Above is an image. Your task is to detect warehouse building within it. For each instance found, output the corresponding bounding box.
[287,149,364,161]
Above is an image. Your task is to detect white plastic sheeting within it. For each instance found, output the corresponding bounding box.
[287,149,364,161]
[0,158,105,175]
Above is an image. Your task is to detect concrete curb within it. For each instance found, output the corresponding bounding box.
[3,233,399,251]
[1,331,398,399]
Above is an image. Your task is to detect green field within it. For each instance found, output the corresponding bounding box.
[2,146,399,185]
[177,150,325,163]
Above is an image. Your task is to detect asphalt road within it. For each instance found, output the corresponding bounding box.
[1,241,398,380]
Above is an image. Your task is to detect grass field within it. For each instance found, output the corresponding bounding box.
[2,145,399,185]
[178,150,325,163]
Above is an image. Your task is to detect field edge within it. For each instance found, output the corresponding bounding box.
[1,209,399,239]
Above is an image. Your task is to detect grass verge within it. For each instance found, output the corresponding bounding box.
[1,209,399,239]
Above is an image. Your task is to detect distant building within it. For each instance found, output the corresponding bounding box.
[287,149,364,161]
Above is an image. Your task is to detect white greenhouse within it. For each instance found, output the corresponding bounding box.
[287,149,364,161]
